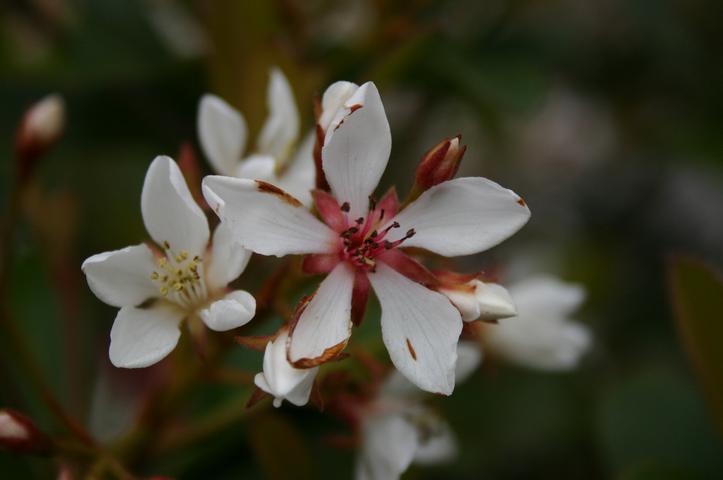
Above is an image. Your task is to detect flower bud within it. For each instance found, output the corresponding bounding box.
[15,94,65,181]
[414,135,466,193]
[254,328,319,408]
[438,275,516,322]
[0,409,51,454]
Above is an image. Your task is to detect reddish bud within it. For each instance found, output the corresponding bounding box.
[0,409,51,454]
[15,94,65,182]
[414,135,466,193]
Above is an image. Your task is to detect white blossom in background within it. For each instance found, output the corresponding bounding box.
[198,68,316,205]
[254,328,318,408]
[484,275,591,371]
[82,156,256,368]
[203,81,530,395]
[355,341,481,480]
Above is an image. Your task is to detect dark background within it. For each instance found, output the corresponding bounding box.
[1,0,722,478]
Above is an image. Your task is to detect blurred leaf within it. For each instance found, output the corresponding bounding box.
[597,367,723,477]
[617,461,698,480]
[668,256,723,431]
[247,411,312,480]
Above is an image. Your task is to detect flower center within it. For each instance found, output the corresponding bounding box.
[151,241,207,310]
[337,201,415,272]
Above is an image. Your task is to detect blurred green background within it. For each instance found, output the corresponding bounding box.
[1,0,722,478]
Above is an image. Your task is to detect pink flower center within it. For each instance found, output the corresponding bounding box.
[336,200,415,272]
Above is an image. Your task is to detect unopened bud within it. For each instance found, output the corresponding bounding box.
[15,94,65,181]
[0,409,51,454]
[414,135,466,193]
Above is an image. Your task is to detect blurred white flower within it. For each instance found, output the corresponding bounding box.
[484,276,591,371]
[254,328,318,408]
[203,81,530,395]
[198,68,315,205]
[82,156,256,368]
[516,87,616,172]
[355,341,481,480]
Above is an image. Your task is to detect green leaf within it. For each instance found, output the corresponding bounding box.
[668,256,723,431]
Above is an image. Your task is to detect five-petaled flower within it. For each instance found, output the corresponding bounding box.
[82,156,256,368]
[198,68,316,205]
[202,81,530,394]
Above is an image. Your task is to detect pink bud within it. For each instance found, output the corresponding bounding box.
[0,409,51,454]
[414,135,466,192]
[15,94,65,181]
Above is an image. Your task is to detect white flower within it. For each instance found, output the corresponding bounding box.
[82,156,256,368]
[202,81,530,394]
[198,68,315,205]
[439,277,517,322]
[355,342,481,480]
[484,275,592,371]
[254,328,318,408]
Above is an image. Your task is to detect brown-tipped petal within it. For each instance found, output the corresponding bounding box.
[235,335,276,352]
[312,190,347,232]
[378,249,438,287]
[290,339,348,369]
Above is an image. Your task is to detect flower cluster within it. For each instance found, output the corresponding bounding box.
[81,68,593,479]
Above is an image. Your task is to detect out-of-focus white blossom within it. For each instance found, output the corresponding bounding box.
[198,68,315,205]
[484,275,591,371]
[355,342,481,479]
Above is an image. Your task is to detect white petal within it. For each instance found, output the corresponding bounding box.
[356,412,418,480]
[235,154,278,182]
[388,177,530,257]
[439,287,480,322]
[485,276,591,371]
[277,131,316,207]
[454,341,482,384]
[288,263,355,363]
[205,221,252,291]
[198,94,247,176]
[199,290,256,332]
[321,82,391,219]
[368,263,462,395]
[475,281,517,321]
[257,68,299,162]
[413,420,457,466]
[109,304,183,368]
[141,156,209,256]
[319,80,359,131]
[202,175,336,256]
[82,244,158,308]
[509,275,585,318]
[282,370,317,407]
[255,329,318,407]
